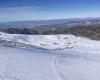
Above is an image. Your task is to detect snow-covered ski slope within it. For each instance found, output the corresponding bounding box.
[0,45,100,80]
[0,32,100,80]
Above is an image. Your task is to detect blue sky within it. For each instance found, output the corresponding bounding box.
[0,0,100,22]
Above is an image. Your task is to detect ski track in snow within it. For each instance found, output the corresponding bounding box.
[0,46,100,80]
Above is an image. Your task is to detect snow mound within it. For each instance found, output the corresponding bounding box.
[0,32,100,50]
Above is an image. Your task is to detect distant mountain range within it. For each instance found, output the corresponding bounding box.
[0,17,100,28]
[1,17,100,40]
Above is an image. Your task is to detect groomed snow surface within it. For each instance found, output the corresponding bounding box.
[0,32,100,80]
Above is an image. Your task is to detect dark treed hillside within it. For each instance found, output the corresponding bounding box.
[1,24,100,40]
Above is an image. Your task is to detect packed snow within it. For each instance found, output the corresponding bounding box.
[0,32,100,80]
